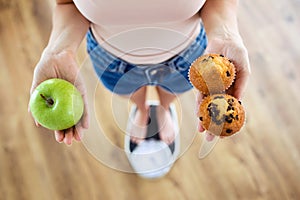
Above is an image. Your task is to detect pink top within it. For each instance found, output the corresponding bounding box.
[74,0,206,64]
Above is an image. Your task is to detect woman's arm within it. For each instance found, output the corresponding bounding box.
[46,0,90,54]
[198,0,251,141]
[29,1,90,145]
[200,0,239,41]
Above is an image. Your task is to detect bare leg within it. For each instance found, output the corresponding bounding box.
[156,86,177,144]
[129,86,149,144]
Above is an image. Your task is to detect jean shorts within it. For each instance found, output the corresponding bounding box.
[86,25,207,95]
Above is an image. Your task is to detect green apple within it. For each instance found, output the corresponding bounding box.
[29,78,84,130]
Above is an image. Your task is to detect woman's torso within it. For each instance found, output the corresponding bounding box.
[74,0,206,64]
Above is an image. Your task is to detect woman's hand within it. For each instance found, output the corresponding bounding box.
[197,29,251,141]
[29,49,89,145]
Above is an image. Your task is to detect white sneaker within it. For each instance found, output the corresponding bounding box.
[124,101,180,179]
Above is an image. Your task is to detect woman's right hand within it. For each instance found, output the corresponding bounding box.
[29,49,89,145]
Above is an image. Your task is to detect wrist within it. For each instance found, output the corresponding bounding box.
[41,47,76,61]
[206,23,241,43]
[44,43,77,56]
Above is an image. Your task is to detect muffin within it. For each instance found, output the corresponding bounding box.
[198,94,245,137]
[189,54,236,95]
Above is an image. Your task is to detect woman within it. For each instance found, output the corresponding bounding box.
[29,0,251,146]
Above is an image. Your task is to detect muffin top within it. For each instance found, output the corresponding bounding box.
[189,54,236,95]
[198,94,245,136]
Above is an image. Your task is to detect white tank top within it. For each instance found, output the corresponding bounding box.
[74,0,206,64]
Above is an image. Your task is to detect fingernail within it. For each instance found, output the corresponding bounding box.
[65,141,72,146]
[56,137,63,143]
[63,137,71,146]
[206,133,215,141]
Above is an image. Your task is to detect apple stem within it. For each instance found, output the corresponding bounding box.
[40,94,54,106]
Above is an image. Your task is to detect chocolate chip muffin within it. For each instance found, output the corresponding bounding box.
[198,94,245,137]
[189,54,236,95]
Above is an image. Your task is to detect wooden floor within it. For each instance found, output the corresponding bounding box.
[1,0,300,199]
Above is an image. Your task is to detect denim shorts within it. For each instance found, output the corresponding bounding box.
[86,25,207,95]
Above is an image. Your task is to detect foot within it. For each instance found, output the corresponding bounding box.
[156,105,175,145]
[129,106,150,144]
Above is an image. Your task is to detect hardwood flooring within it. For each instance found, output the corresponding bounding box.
[0,0,299,199]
